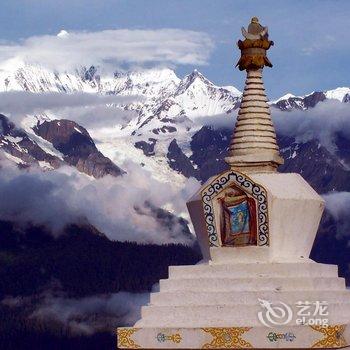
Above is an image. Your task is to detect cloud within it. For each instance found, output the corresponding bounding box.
[0,157,199,245]
[301,35,337,56]
[53,104,138,129]
[31,292,149,334]
[194,111,238,130]
[196,100,350,155]
[0,91,140,127]
[272,100,350,153]
[196,99,350,153]
[0,29,214,72]
[323,191,350,239]
[3,291,149,335]
[0,90,142,131]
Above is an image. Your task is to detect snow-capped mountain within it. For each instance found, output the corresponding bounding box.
[0,61,180,96]
[0,62,350,192]
[0,62,242,186]
[271,87,350,110]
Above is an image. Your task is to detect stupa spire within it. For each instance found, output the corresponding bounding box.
[225,17,284,172]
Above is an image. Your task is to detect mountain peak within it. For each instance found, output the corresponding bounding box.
[272,93,297,103]
[175,69,213,93]
[57,30,69,38]
[187,69,207,81]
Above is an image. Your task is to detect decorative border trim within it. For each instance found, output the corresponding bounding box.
[201,170,269,247]
[310,325,347,348]
[156,332,182,344]
[202,327,253,349]
[117,325,349,349]
[117,328,141,349]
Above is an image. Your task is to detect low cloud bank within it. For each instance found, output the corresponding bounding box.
[196,100,350,154]
[31,292,149,334]
[272,100,350,153]
[0,91,140,129]
[194,111,237,130]
[3,291,149,335]
[323,191,350,239]
[0,157,199,245]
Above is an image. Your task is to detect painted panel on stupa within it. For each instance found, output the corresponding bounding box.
[201,170,268,247]
[217,186,257,247]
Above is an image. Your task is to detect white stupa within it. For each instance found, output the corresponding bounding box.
[118,17,350,349]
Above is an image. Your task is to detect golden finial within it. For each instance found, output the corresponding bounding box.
[236,17,273,71]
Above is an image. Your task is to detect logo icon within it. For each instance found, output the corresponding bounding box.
[267,332,296,342]
[257,298,293,327]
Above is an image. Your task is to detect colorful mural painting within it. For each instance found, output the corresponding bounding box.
[218,187,257,247]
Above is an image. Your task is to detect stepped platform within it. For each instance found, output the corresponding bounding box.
[118,261,350,348]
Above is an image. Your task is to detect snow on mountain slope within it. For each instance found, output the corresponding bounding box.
[94,134,188,189]
[119,69,241,153]
[0,60,181,97]
[0,113,63,170]
[173,70,240,117]
[325,87,350,102]
[98,69,242,186]
[0,60,99,93]
[112,68,180,98]
[1,61,350,190]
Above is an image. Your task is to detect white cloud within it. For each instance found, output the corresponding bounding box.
[301,35,337,56]
[0,90,139,114]
[0,157,199,245]
[195,111,238,129]
[323,191,350,239]
[0,90,141,128]
[196,100,350,155]
[0,29,214,72]
[56,104,138,129]
[272,100,350,153]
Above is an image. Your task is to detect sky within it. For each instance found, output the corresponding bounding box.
[0,0,349,98]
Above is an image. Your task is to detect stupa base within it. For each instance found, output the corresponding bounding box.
[117,324,350,349]
[117,261,350,349]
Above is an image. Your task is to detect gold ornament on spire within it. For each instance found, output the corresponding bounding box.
[236,17,273,71]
